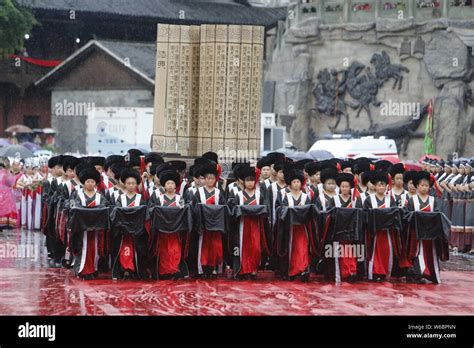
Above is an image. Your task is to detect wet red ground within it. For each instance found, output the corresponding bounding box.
[1,228,473,315]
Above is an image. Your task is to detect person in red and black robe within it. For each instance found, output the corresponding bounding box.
[363,171,400,282]
[323,172,360,282]
[71,167,106,280]
[113,169,148,279]
[230,166,270,280]
[314,168,338,212]
[149,170,187,280]
[191,162,226,279]
[277,169,313,281]
[389,163,407,207]
[405,171,448,284]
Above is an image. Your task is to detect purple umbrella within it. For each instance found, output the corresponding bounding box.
[0,138,12,147]
[21,142,42,152]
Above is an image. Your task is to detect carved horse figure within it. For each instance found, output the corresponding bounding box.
[311,68,350,130]
[345,63,381,129]
[370,51,409,90]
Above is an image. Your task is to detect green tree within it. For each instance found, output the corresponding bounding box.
[0,0,36,58]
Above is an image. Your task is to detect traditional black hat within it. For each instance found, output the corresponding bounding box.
[168,160,187,172]
[340,160,352,171]
[284,169,305,186]
[62,156,80,172]
[152,163,172,177]
[75,162,94,176]
[320,168,338,184]
[403,170,417,184]
[413,171,432,187]
[110,162,127,179]
[238,166,257,181]
[145,152,164,165]
[104,155,126,171]
[256,157,272,169]
[89,156,106,167]
[353,159,373,174]
[202,151,219,163]
[375,160,392,171]
[159,170,180,187]
[369,171,389,185]
[120,168,141,185]
[336,173,355,188]
[78,167,101,185]
[273,160,286,172]
[47,155,62,169]
[361,170,373,186]
[295,159,313,171]
[266,152,286,164]
[304,161,323,176]
[389,163,405,177]
[200,162,218,177]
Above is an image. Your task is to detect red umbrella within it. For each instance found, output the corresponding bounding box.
[383,155,401,164]
[403,160,423,171]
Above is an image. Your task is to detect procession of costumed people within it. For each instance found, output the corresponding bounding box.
[1,149,472,285]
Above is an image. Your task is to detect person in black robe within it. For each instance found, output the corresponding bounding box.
[190,162,226,278]
[149,170,189,280]
[70,167,107,280]
[405,171,449,284]
[314,168,338,212]
[112,169,148,280]
[41,155,64,267]
[389,163,407,207]
[323,172,361,282]
[363,171,400,282]
[276,169,314,281]
[229,166,270,280]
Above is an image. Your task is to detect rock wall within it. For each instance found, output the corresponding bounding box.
[266,18,474,159]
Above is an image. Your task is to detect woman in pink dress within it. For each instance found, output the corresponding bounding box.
[0,161,19,230]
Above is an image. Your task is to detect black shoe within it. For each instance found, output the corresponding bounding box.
[300,272,310,282]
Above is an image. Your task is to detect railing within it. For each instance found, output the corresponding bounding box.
[273,0,474,55]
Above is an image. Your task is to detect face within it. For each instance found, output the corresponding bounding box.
[95,165,103,173]
[459,167,466,175]
[204,174,216,188]
[375,182,387,195]
[66,168,76,180]
[260,166,271,180]
[244,178,256,190]
[340,182,351,196]
[394,173,404,187]
[417,180,430,195]
[324,179,336,193]
[124,177,138,193]
[314,171,321,184]
[164,180,176,193]
[444,167,452,174]
[26,167,34,176]
[271,165,277,178]
[84,179,97,191]
[12,163,20,172]
[199,176,205,187]
[277,170,285,182]
[343,167,352,174]
[367,181,375,192]
[407,180,416,194]
[53,164,63,177]
[290,179,302,191]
